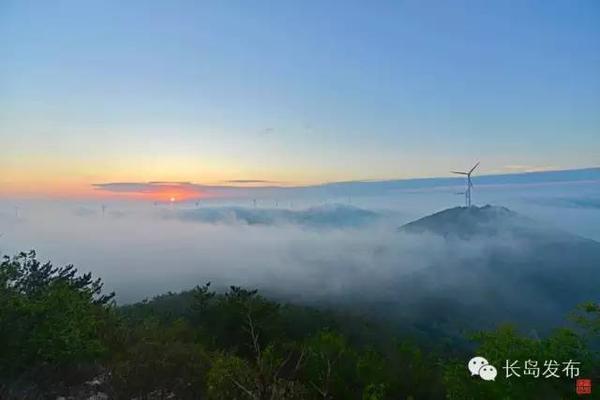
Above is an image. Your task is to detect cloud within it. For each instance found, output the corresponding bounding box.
[223,180,279,184]
[3,187,600,334]
[501,165,558,173]
[148,181,193,185]
[72,206,97,217]
[533,196,600,210]
[92,168,600,201]
[93,182,203,194]
[92,182,209,201]
[259,127,274,136]
[166,204,382,229]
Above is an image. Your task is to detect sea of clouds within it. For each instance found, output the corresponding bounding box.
[1,178,599,331]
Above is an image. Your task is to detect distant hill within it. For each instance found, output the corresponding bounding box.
[172,203,380,229]
[399,204,584,241]
[401,205,522,238]
[375,205,600,332]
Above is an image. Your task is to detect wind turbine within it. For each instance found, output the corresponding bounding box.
[451,162,480,207]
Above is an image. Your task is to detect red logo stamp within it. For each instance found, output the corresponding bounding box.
[576,379,592,395]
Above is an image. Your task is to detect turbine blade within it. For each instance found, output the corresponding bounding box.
[451,171,468,175]
[469,161,480,174]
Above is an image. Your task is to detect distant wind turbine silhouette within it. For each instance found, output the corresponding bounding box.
[451,162,480,207]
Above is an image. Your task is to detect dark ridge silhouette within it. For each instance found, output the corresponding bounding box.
[399,204,589,242]
[389,205,600,331]
[400,205,520,237]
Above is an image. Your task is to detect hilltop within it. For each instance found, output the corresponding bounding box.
[386,205,600,330]
[398,204,584,242]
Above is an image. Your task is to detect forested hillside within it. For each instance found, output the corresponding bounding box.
[1,251,598,399]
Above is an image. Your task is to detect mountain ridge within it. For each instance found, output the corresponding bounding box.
[399,204,594,243]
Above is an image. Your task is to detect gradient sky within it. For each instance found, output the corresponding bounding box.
[1,0,599,198]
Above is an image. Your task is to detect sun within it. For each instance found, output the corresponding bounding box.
[170,196,176,203]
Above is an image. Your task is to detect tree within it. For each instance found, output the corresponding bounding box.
[0,251,114,386]
[204,286,308,400]
[110,318,208,399]
[443,324,592,399]
[303,330,358,399]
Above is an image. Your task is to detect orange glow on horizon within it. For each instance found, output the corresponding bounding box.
[0,180,210,202]
[111,185,206,202]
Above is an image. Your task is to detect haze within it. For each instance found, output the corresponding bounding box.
[1,173,599,306]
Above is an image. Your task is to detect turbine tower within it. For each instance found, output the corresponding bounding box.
[451,162,479,207]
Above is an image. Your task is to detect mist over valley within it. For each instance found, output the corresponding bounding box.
[2,170,599,334]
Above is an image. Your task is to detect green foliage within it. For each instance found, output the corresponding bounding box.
[362,383,386,400]
[571,301,600,342]
[444,325,595,399]
[200,285,310,399]
[112,282,600,400]
[0,251,114,381]
[109,318,208,399]
[207,352,255,400]
[0,250,114,305]
[205,286,282,354]
[1,251,597,399]
[303,330,357,399]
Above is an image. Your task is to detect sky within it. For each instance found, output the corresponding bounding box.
[1,0,599,199]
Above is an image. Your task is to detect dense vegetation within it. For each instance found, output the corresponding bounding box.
[0,251,598,399]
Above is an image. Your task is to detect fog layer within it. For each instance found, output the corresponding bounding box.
[1,179,599,330]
